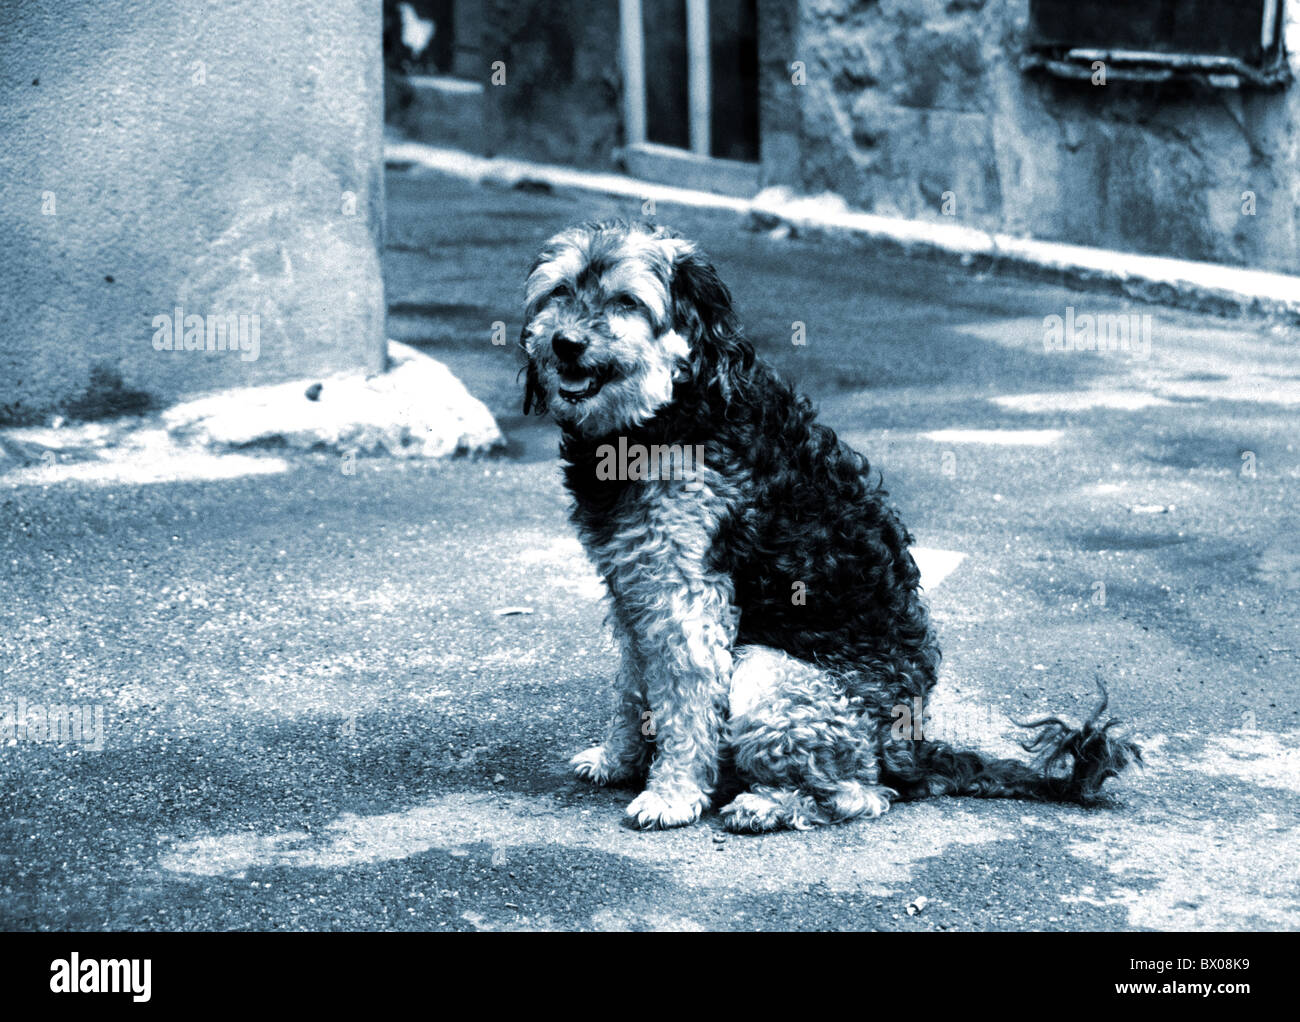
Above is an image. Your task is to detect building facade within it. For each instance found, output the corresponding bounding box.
[390,0,1300,275]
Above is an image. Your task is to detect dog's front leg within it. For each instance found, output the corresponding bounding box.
[624,583,734,829]
[571,627,650,785]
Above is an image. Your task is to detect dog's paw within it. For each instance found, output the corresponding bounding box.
[826,781,896,821]
[570,745,630,786]
[625,788,705,830]
[719,791,788,833]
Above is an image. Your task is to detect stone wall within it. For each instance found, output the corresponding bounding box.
[480,0,623,167]
[0,0,386,425]
[782,0,1300,272]
[388,0,624,169]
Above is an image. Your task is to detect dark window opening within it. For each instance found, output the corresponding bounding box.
[1024,0,1290,89]
[636,0,760,162]
[709,0,760,162]
[642,0,692,150]
[384,0,481,80]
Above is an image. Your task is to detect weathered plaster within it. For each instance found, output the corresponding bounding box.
[785,0,1300,271]
[0,0,386,424]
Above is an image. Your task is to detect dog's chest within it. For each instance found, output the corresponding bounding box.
[571,472,736,604]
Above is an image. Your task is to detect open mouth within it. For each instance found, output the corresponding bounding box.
[557,367,610,403]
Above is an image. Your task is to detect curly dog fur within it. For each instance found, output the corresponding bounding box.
[520,220,1141,831]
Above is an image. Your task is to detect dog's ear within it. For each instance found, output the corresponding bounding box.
[522,362,547,416]
[668,242,754,404]
[520,327,548,416]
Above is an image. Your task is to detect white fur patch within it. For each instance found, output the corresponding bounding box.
[524,245,586,309]
[659,329,690,362]
[599,264,670,323]
[729,669,764,719]
[728,646,803,719]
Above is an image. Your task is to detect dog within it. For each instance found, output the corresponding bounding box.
[519,220,1140,831]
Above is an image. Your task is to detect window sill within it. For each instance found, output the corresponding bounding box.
[620,143,759,199]
[404,74,485,97]
[1021,48,1291,89]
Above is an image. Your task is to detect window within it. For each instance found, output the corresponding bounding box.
[620,0,761,194]
[1023,0,1289,88]
[385,0,483,86]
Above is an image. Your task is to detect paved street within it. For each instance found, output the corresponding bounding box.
[1,168,1298,930]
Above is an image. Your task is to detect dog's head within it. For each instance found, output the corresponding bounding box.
[519,220,752,436]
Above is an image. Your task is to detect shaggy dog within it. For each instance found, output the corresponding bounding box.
[520,220,1140,831]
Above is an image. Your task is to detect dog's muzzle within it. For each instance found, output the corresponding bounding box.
[556,365,611,403]
[552,331,614,403]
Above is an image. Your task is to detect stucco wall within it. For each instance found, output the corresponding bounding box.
[0,0,385,425]
[783,0,1300,273]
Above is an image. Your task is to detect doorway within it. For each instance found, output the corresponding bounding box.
[620,0,761,195]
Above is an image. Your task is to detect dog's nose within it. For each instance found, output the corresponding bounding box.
[551,332,587,364]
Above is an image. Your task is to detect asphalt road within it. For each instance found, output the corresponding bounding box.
[0,169,1297,930]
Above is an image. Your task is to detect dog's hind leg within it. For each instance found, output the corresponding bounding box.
[719,784,824,831]
[720,646,894,832]
[721,780,893,832]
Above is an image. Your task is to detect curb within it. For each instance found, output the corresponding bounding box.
[386,139,1300,325]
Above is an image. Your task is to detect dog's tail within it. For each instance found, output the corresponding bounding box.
[881,682,1141,805]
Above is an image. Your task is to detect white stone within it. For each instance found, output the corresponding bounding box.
[163,341,503,457]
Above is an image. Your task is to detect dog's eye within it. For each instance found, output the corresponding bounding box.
[611,295,642,314]
[547,284,574,304]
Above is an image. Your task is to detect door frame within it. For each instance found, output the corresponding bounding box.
[618,0,760,195]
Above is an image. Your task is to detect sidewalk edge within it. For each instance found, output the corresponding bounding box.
[385,139,1300,324]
